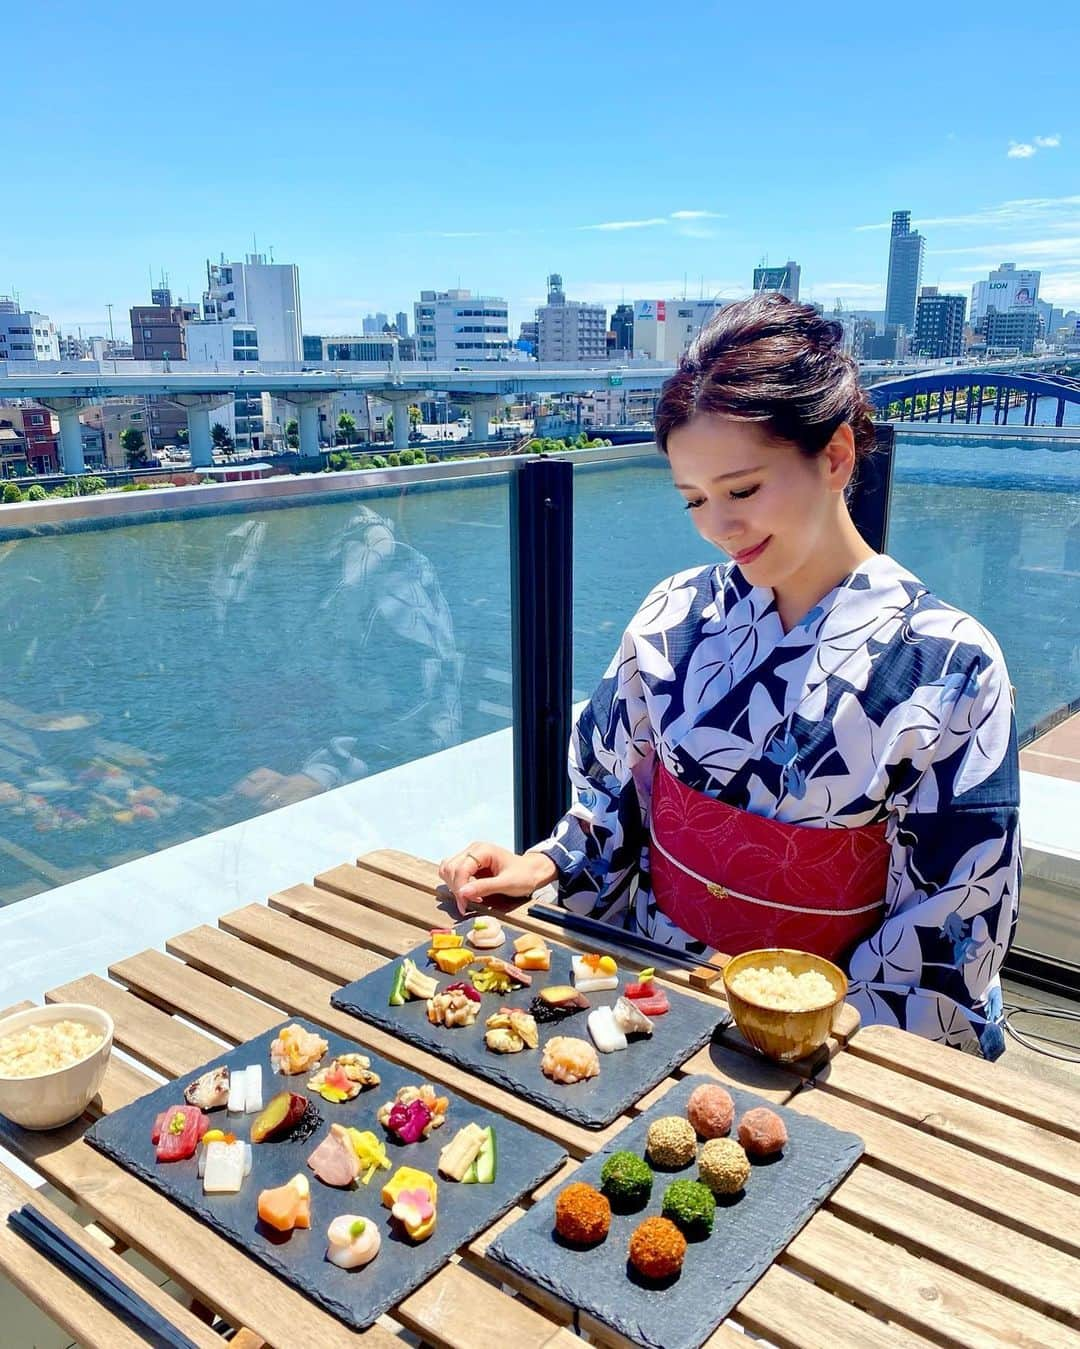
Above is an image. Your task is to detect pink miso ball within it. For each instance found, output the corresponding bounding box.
[737,1107,788,1157]
[686,1084,734,1139]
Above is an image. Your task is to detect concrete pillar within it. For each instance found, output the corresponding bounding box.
[469,397,497,443]
[187,405,213,468]
[388,395,410,452]
[298,402,321,457]
[40,398,87,475]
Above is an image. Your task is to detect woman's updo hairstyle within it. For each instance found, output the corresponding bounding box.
[654,293,877,461]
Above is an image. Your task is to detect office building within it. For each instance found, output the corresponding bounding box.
[536,274,607,362]
[884,211,925,332]
[970,263,1040,331]
[985,309,1039,355]
[395,311,409,338]
[413,290,510,362]
[631,298,726,360]
[362,312,389,336]
[0,298,60,362]
[913,288,966,358]
[183,320,264,450]
[610,303,634,352]
[304,335,416,362]
[130,288,199,360]
[202,254,302,362]
[752,260,801,301]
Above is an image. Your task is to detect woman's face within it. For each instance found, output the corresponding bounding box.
[666,414,855,590]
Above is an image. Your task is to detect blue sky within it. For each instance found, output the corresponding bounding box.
[5,1,1078,335]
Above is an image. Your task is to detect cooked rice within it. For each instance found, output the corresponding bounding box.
[728,964,836,1011]
[0,1020,104,1078]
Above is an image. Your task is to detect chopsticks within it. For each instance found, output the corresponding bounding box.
[7,1204,200,1349]
[527,902,723,977]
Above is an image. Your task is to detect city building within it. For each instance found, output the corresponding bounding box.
[129,287,199,360]
[752,260,801,301]
[362,312,389,336]
[913,287,966,358]
[0,298,60,362]
[0,403,61,472]
[517,320,538,356]
[970,263,1040,331]
[0,421,27,476]
[308,335,416,362]
[985,309,1039,355]
[57,333,105,361]
[631,299,726,360]
[536,274,607,362]
[884,211,925,332]
[79,399,151,469]
[413,289,510,362]
[202,254,302,362]
[580,385,658,429]
[610,303,634,352]
[183,320,264,450]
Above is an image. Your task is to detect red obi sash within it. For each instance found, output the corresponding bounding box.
[649,761,889,963]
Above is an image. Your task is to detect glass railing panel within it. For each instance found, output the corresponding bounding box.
[0,473,513,906]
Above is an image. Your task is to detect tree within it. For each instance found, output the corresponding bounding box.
[177,427,189,444]
[285,418,299,449]
[211,422,234,455]
[119,426,148,467]
[3,482,23,503]
[337,412,358,445]
[408,404,422,428]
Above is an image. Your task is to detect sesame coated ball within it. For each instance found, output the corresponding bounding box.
[686,1083,735,1139]
[646,1115,697,1169]
[698,1137,751,1194]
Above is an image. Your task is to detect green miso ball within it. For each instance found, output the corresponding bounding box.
[599,1150,653,1210]
[661,1179,716,1236]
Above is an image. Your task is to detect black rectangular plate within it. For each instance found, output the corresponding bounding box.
[84,1021,567,1332]
[489,1076,863,1349]
[331,921,729,1129]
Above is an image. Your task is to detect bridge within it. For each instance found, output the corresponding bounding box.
[1,352,1074,473]
[868,360,1080,427]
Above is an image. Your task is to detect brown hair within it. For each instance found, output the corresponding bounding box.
[654,293,876,460]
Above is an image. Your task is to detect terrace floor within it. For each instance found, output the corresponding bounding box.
[1021,708,1080,783]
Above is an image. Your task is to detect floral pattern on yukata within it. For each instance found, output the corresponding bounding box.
[533,554,1020,1060]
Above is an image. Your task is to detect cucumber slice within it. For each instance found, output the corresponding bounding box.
[388,964,407,1006]
[474,1126,496,1184]
[462,1158,478,1184]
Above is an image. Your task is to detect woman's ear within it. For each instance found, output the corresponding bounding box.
[824,423,857,492]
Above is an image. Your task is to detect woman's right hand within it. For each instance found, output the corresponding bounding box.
[438,842,558,916]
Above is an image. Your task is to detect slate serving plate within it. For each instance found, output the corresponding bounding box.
[85,1020,567,1332]
[489,1075,863,1349]
[331,921,729,1129]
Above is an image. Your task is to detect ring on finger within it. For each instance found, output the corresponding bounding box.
[465,851,480,866]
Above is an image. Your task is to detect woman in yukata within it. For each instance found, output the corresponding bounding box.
[441,295,1020,1060]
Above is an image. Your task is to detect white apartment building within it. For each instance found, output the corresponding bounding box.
[536,274,607,362]
[632,299,727,360]
[0,298,60,361]
[202,254,303,362]
[413,290,510,362]
[183,320,266,451]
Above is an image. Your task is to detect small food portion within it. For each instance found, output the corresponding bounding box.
[428,947,476,976]
[586,1005,628,1054]
[727,964,836,1011]
[0,1020,105,1078]
[624,969,670,1017]
[308,1123,363,1188]
[201,1139,252,1194]
[698,1138,751,1195]
[467,917,506,950]
[429,929,466,950]
[377,1084,449,1142]
[599,1150,653,1211]
[686,1083,735,1140]
[554,1182,611,1246]
[484,1008,539,1054]
[645,1116,697,1169]
[382,1166,438,1242]
[427,988,482,1028]
[612,996,654,1039]
[388,958,440,1005]
[571,953,619,993]
[307,1053,380,1103]
[184,1066,229,1111]
[512,932,552,972]
[473,956,531,991]
[257,1173,311,1232]
[270,1024,329,1076]
[438,1122,492,1181]
[661,1179,716,1237]
[250,1091,309,1144]
[738,1106,789,1157]
[628,1216,687,1281]
[530,986,590,1024]
[346,1129,392,1184]
[227,1065,263,1115]
[541,1036,600,1085]
[462,1125,496,1184]
[327,1215,381,1270]
[152,1105,210,1163]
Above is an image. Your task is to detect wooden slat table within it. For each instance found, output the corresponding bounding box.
[2,848,1078,1349]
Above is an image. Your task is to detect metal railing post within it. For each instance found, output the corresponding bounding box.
[510,458,574,853]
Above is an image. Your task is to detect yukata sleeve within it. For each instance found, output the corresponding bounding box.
[529,623,654,924]
[846,647,1021,1060]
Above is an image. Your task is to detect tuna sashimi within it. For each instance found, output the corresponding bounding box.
[307,1123,362,1188]
[152,1105,210,1162]
[624,971,670,1016]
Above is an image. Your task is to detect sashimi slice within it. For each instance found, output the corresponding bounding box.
[203,1140,246,1193]
[154,1106,210,1162]
[227,1070,248,1113]
[258,1174,311,1232]
[626,990,669,1016]
[244,1065,263,1113]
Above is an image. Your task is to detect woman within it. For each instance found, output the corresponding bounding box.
[440,296,1020,1060]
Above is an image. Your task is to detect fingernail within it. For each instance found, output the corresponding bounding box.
[460,886,475,900]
